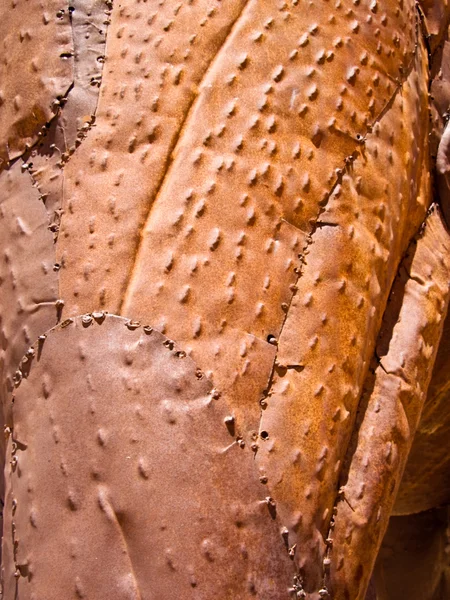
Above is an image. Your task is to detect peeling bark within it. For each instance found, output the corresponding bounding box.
[0,1,449,598]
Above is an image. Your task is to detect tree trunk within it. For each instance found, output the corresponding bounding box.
[0,1,449,599]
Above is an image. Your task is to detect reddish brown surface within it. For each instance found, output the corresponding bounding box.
[0,0,74,164]
[2,315,295,599]
[25,0,109,232]
[56,0,251,314]
[329,206,450,599]
[255,38,430,595]
[0,161,58,399]
[394,10,450,517]
[0,0,449,599]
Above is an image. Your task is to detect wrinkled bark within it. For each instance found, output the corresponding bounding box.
[0,1,450,599]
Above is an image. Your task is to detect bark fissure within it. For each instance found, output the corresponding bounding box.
[258,32,419,432]
[256,17,422,592]
[320,205,438,594]
[97,487,143,600]
[118,0,252,315]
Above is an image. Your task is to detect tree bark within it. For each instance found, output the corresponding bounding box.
[0,1,450,599]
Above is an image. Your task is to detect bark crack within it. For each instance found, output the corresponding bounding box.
[97,486,143,600]
[118,0,253,315]
[321,193,430,597]
[256,13,421,593]
[319,31,422,599]
[257,52,419,408]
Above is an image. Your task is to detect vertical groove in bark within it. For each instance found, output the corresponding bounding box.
[0,0,448,598]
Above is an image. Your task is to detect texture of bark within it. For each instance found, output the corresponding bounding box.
[393,4,450,516]
[0,0,74,164]
[0,0,449,599]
